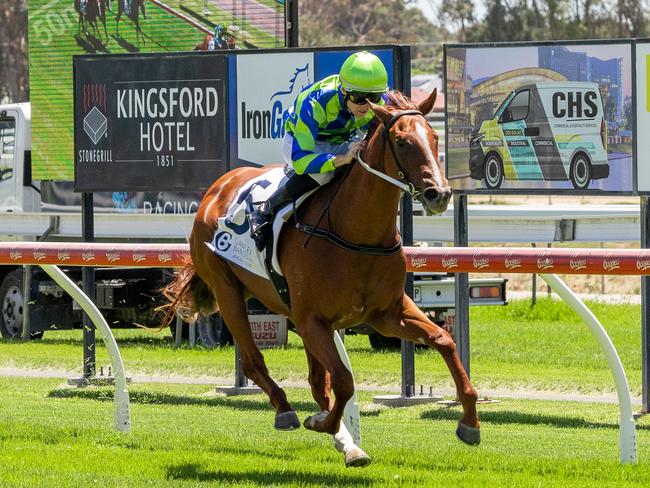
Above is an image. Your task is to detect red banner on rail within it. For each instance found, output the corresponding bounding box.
[2,243,650,275]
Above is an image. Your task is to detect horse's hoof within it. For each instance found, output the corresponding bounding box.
[274,411,300,431]
[303,410,329,432]
[456,421,480,446]
[345,447,372,468]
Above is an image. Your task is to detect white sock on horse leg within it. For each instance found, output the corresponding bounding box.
[333,419,356,454]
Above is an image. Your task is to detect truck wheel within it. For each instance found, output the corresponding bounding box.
[368,331,401,350]
[483,153,504,190]
[197,313,233,348]
[0,270,43,340]
[570,153,591,190]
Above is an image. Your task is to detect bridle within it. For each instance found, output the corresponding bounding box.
[294,108,434,255]
[356,109,430,200]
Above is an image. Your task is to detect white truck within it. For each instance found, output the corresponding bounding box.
[0,102,507,348]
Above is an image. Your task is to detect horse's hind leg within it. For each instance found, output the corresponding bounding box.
[208,266,299,430]
[369,295,480,445]
[305,350,332,412]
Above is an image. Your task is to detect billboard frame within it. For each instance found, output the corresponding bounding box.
[73,44,405,193]
[444,38,636,196]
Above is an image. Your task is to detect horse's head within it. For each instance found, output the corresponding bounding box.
[366,89,451,215]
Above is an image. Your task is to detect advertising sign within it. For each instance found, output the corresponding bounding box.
[236,52,315,165]
[231,47,397,167]
[28,0,287,182]
[637,42,650,193]
[74,53,228,191]
[249,314,288,348]
[445,41,634,194]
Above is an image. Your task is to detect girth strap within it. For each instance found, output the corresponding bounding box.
[296,222,402,256]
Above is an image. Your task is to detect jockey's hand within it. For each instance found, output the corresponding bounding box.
[333,142,362,168]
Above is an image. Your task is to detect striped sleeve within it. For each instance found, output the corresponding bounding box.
[290,94,336,174]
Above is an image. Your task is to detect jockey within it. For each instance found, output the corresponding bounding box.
[249,51,388,251]
[208,24,228,50]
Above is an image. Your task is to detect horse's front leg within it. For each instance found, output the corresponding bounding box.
[369,295,480,445]
[303,331,371,467]
[298,317,353,435]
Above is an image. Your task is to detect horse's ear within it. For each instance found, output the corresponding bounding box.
[417,88,438,115]
[370,103,393,126]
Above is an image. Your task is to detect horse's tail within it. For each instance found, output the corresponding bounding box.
[157,253,216,329]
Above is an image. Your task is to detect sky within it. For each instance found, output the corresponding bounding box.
[464,44,632,98]
[415,0,487,23]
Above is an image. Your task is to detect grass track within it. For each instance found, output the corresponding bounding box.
[1,377,650,486]
[2,299,650,484]
[0,299,644,395]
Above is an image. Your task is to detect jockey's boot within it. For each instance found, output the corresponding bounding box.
[249,186,292,252]
[249,173,320,252]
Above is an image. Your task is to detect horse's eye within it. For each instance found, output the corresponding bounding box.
[395,138,406,147]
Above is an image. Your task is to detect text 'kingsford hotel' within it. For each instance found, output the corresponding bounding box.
[116,86,219,152]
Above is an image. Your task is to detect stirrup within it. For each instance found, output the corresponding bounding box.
[251,221,271,252]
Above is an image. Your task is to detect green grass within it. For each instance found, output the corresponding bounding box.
[2,299,650,484]
[0,298,644,396]
[1,377,650,486]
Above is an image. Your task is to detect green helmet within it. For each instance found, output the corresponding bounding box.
[339,51,388,93]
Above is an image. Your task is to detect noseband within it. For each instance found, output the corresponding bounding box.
[356,109,428,199]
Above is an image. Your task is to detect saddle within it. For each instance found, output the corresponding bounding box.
[207,168,317,306]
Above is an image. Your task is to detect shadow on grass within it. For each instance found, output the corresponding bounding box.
[32,335,174,348]
[421,406,650,430]
[47,388,317,412]
[112,34,139,52]
[166,463,374,486]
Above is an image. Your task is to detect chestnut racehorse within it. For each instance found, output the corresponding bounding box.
[161,89,479,466]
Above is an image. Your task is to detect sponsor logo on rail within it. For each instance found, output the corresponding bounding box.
[442,252,458,269]
[537,257,554,270]
[106,252,121,263]
[132,252,146,263]
[472,252,490,270]
[410,257,427,269]
[504,252,522,270]
[636,259,650,271]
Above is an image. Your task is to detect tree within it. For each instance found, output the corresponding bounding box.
[0,0,29,103]
[439,0,475,42]
[299,0,446,73]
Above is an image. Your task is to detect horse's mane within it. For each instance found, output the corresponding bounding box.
[367,90,418,136]
[385,90,419,111]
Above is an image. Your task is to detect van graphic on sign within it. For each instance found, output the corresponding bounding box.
[469,82,609,190]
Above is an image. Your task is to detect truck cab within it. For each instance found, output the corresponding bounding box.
[0,103,40,214]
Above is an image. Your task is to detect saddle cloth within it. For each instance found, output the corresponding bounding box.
[206,167,315,280]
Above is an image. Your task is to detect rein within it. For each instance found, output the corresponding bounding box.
[295,108,426,256]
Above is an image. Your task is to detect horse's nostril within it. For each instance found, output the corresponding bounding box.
[423,188,439,201]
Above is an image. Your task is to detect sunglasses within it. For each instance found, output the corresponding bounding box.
[347,92,383,105]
